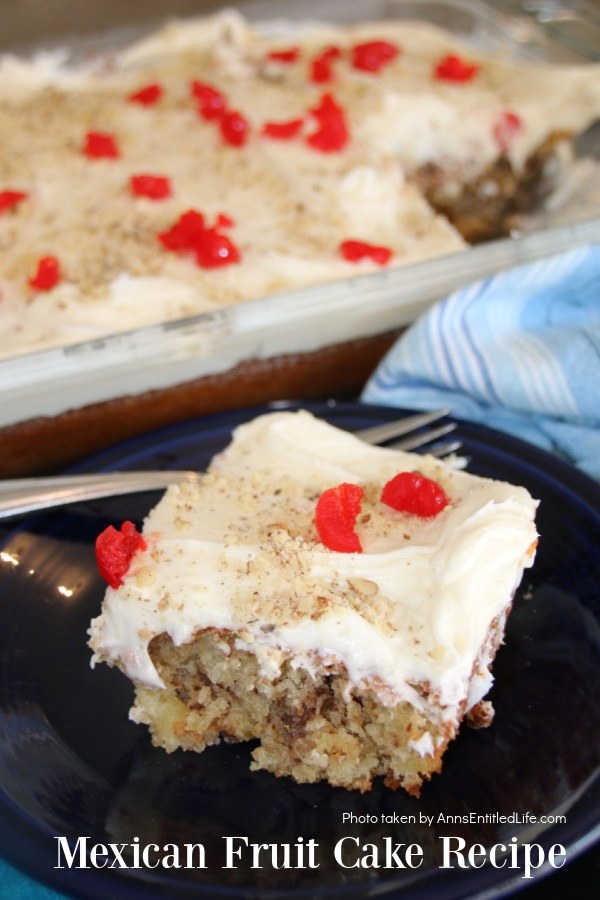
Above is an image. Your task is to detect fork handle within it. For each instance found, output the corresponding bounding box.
[0,471,199,520]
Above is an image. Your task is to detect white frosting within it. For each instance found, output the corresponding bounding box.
[89,410,538,726]
[408,732,435,758]
[1,11,598,359]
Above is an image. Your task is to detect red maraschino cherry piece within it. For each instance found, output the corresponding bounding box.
[194,228,241,268]
[215,212,235,228]
[191,80,227,121]
[158,209,206,251]
[83,131,120,159]
[266,47,300,63]
[130,174,172,200]
[381,472,449,518]
[314,482,364,553]
[158,209,241,267]
[220,110,250,147]
[310,45,342,83]
[340,239,392,265]
[28,256,60,291]
[305,92,349,153]
[96,520,147,589]
[261,118,304,140]
[0,190,28,214]
[434,53,480,83]
[351,40,400,73]
[128,82,163,106]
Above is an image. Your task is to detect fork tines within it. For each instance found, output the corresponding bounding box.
[356,408,460,458]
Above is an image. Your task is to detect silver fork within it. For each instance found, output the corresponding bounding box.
[0,409,459,520]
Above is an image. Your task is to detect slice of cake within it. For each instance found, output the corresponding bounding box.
[89,410,538,795]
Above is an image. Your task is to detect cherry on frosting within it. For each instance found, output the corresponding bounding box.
[261,118,304,140]
[310,46,342,83]
[83,131,121,159]
[194,228,241,268]
[305,92,349,153]
[351,40,400,73]
[314,482,364,553]
[128,82,163,105]
[219,110,250,147]
[434,53,480,83]
[130,174,172,200]
[340,239,392,266]
[0,190,28,214]
[191,80,228,121]
[381,472,449,518]
[158,208,241,268]
[266,47,300,63]
[28,256,60,291]
[158,209,206,251]
[96,521,147,589]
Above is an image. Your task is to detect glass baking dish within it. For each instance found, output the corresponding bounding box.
[0,0,598,435]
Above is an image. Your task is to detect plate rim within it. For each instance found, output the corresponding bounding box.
[1,400,599,900]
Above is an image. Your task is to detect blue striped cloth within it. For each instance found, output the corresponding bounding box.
[362,244,600,479]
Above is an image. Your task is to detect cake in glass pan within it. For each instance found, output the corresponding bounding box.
[1,9,599,358]
[89,411,538,794]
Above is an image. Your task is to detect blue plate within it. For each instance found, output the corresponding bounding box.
[1,401,599,899]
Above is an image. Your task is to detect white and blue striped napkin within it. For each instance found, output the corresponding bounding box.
[362,245,600,479]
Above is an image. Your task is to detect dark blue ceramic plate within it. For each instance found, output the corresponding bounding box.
[1,402,599,899]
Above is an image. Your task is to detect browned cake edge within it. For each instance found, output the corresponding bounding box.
[0,329,400,477]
